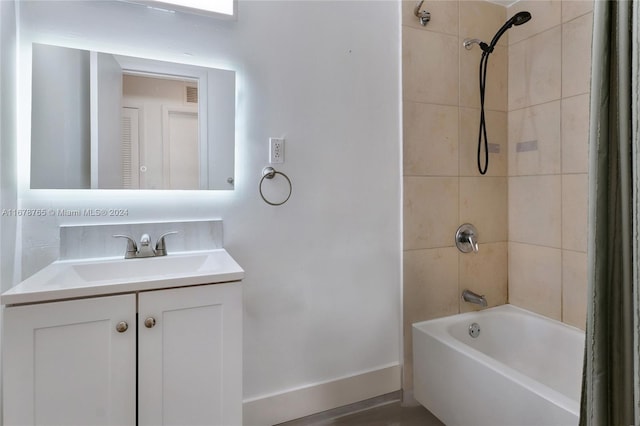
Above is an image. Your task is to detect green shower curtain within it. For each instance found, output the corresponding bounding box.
[579,1,638,425]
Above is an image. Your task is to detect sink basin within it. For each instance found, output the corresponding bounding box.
[72,253,210,282]
[1,249,244,305]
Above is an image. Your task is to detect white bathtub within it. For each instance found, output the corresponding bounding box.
[412,304,584,426]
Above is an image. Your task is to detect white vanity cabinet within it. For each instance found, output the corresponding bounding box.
[138,283,242,426]
[3,294,137,425]
[3,281,242,426]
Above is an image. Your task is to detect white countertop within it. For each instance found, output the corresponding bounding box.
[2,249,244,305]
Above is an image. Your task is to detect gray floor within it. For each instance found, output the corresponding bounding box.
[278,399,444,426]
[316,401,445,426]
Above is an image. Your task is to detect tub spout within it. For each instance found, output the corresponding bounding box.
[462,289,487,307]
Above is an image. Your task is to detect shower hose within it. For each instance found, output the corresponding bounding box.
[478,49,490,175]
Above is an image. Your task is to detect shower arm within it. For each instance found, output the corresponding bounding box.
[463,38,491,54]
[413,0,431,26]
[464,13,528,54]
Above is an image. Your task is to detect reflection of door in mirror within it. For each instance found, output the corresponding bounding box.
[121,74,199,190]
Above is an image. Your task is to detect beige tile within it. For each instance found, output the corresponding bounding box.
[509,175,562,248]
[509,27,562,109]
[459,0,512,106]
[562,94,590,174]
[403,102,458,176]
[403,27,459,105]
[404,247,460,324]
[508,101,561,176]
[507,0,561,45]
[562,12,593,98]
[401,0,459,36]
[508,39,527,111]
[459,242,508,312]
[460,177,507,243]
[460,43,507,111]
[404,177,459,250]
[460,1,507,47]
[562,0,593,24]
[562,174,588,252]
[459,108,507,177]
[403,246,459,390]
[508,242,562,320]
[562,250,587,330]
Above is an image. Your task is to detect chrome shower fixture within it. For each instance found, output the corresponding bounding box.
[413,0,431,26]
[467,11,532,175]
[463,11,531,53]
[463,38,483,50]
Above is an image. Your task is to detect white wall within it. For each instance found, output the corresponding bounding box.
[1,1,18,423]
[1,1,17,294]
[14,0,402,419]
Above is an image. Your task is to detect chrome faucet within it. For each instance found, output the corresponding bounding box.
[462,289,487,307]
[455,224,479,253]
[113,232,177,259]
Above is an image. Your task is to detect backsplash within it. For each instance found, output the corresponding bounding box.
[60,219,223,260]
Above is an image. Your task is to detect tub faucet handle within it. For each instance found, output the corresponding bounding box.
[455,223,479,254]
[467,234,479,253]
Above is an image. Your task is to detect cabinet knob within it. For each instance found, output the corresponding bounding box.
[144,317,156,328]
[116,321,128,333]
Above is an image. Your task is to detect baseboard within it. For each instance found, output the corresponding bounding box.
[242,364,402,426]
[401,389,420,407]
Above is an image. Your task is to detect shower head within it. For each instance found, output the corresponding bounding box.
[483,11,532,53]
[510,11,532,26]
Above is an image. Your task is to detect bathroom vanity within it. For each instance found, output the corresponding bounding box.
[2,249,243,426]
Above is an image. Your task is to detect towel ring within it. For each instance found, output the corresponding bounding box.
[259,167,292,206]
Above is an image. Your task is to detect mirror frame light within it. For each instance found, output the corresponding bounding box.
[120,0,236,20]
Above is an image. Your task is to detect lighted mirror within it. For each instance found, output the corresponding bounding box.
[30,43,235,190]
[125,0,235,18]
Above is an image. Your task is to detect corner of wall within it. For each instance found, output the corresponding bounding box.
[0,2,19,424]
[1,0,18,293]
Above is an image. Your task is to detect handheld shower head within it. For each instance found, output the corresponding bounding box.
[471,10,531,175]
[487,11,532,51]
[511,11,532,26]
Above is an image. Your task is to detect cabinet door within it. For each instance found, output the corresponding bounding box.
[3,294,136,426]
[138,282,242,426]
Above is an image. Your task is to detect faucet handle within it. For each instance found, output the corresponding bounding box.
[155,231,178,256]
[113,234,138,259]
[466,234,479,253]
[455,223,479,254]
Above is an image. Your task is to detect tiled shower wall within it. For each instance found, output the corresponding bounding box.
[402,0,593,392]
[507,0,592,328]
[402,0,508,390]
